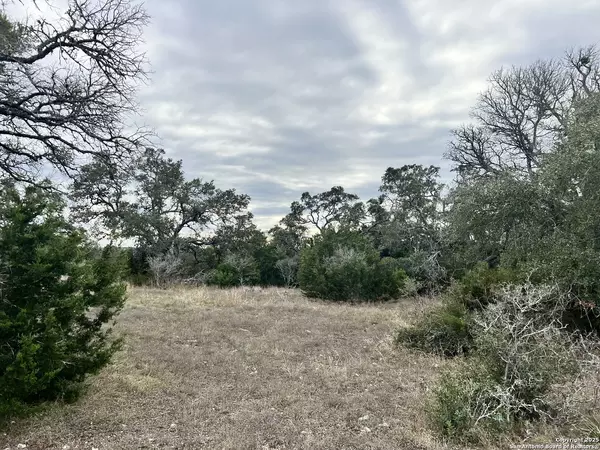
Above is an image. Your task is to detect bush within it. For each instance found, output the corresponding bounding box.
[427,361,495,441]
[450,262,518,310]
[399,277,420,297]
[147,249,183,288]
[396,297,473,356]
[428,284,586,442]
[298,229,406,301]
[0,185,127,418]
[207,253,260,287]
[396,250,447,293]
[396,264,519,356]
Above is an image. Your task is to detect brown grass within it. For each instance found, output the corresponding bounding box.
[0,286,553,449]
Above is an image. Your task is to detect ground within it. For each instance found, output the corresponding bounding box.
[2,286,589,450]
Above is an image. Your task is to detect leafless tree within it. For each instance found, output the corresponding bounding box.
[445,125,503,179]
[275,256,298,288]
[566,45,600,99]
[147,249,183,288]
[0,0,150,184]
[447,46,600,181]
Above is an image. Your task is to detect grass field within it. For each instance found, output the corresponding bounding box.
[2,286,592,449]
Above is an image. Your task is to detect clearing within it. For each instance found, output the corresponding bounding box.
[2,287,477,449]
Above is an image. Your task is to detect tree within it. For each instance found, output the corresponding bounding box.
[209,212,266,263]
[275,257,299,288]
[445,173,544,269]
[377,165,445,255]
[446,93,600,331]
[447,46,600,182]
[531,93,600,312]
[284,186,365,233]
[0,182,127,415]
[269,211,308,258]
[0,0,150,184]
[70,148,251,256]
[69,158,131,241]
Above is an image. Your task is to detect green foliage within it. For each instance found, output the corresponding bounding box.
[287,186,365,233]
[396,297,472,356]
[298,230,406,301]
[451,262,519,310]
[428,284,583,443]
[396,263,518,356]
[369,165,445,266]
[207,254,260,288]
[71,148,251,258]
[0,184,127,418]
[253,244,285,286]
[428,362,510,442]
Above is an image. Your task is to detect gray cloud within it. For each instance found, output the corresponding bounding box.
[138,0,600,230]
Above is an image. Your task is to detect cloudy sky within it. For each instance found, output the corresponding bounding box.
[13,0,600,230]
[137,0,600,230]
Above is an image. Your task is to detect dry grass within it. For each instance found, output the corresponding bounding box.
[0,287,482,449]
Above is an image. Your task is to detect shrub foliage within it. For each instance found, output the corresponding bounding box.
[298,229,407,301]
[0,185,127,417]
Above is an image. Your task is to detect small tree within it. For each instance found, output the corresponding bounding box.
[0,183,127,417]
[275,257,299,288]
[147,249,182,288]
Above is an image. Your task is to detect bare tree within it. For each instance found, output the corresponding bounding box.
[566,45,600,99]
[147,249,183,288]
[474,61,569,177]
[445,125,503,180]
[0,0,150,184]
[275,256,298,288]
[447,46,600,181]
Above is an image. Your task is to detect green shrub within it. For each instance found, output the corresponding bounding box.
[298,230,406,301]
[427,362,495,442]
[0,184,127,418]
[396,264,519,356]
[451,262,518,310]
[207,253,260,287]
[396,297,473,356]
[254,244,285,286]
[428,284,583,443]
[399,277,420,297]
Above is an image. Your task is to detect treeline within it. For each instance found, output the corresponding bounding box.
[69,148,449,295]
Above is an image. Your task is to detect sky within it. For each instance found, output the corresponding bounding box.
[10,0,600,231]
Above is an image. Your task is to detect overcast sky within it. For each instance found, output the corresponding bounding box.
[137,0,600,230]
[12,0,600,230]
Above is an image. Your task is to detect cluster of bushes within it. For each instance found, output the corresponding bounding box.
[428,284,594,442]
[396,262,600,444]
[298,230,408,301]
[124,243,297,289]
[397,263,519,356]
